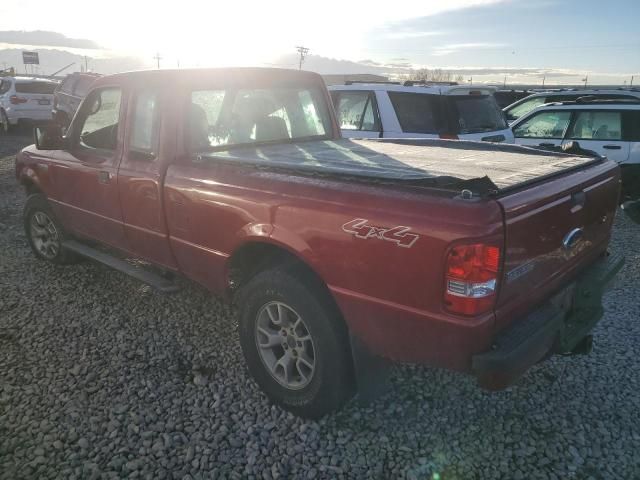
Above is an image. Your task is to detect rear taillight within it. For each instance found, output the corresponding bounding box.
[439,133,459,140]
[444,243,501,316]
[10,95,27,105]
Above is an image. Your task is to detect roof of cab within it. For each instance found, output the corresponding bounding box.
[92,67,324,88]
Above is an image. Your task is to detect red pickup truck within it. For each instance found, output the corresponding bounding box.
[15,68,623,418]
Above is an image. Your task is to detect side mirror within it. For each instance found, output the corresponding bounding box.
[34,125,67,150]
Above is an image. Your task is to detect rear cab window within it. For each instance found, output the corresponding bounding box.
[187,86,331,152]
[448,95,507,134]
[388,91,444,134]
[15,82,57,95]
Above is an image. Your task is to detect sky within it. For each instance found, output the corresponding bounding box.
[0,0,638,83]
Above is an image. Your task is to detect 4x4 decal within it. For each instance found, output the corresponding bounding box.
[342,218,419,248]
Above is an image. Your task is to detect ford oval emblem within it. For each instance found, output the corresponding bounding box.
[562,227,584,250]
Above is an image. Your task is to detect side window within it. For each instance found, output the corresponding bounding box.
[622,111,640,142]
[60,77,75,95]
[388,92,443,134]
[74,77,96,97]
[334,91,380,132]
[78,88,122,151]
[130,91,159,155]
[513,111,571,139]
[567,111,622,140]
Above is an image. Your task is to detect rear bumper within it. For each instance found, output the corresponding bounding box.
[472,251,624,389]
[5,108,53,124]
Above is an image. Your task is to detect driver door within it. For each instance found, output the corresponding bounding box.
[53,86,128,250]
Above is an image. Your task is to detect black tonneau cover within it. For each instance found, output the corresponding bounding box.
[202,138,599,196]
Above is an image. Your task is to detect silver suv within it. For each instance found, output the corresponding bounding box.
[0,77,58,133]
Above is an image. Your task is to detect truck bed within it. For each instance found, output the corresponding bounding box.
[203,138,598,195]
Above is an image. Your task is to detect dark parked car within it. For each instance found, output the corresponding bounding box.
[493,89,534,109]
[52,72,101,127]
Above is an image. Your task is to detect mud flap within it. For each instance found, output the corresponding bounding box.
[349,334,392,404]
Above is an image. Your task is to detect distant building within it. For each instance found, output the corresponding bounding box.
[322,74,390,86]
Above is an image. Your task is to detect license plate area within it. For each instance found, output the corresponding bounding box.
[38,99,50,105]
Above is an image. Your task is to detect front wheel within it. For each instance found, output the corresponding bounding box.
[237,266,354,418]
[0,110,13,134]
[23,194,78,264]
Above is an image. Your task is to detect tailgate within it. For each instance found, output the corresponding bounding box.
[494,159,620,330]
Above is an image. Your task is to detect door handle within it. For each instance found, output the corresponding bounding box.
[603,145,621,150]
[98,171,112,184]
[538,142,555,147]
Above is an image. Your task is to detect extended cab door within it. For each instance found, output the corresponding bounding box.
[117,88,178,269]
[562,110,630,163]
[52,86,127,249]
[512,109,572,149]
[330,90,382,138]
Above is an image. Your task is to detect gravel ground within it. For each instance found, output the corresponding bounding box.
[1,131,639,480]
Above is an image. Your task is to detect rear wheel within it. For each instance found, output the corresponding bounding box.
[23,194,78,264]
[237,266,354,418]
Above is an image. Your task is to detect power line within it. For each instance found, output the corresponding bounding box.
[295,46,309,70]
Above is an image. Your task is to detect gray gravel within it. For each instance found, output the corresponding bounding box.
[1,131,639,479]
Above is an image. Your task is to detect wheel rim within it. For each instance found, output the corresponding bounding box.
[29,211,60,260]
[255,301,316,390]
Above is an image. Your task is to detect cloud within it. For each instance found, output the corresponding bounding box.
[358,59,382,66]
[431,42,507,56]
[0,30,99,49]
[385,30,445,39]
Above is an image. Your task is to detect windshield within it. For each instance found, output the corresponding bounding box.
[187,86,331,152]
[15,81,57,95]
[449,95,507,134]
[505,96,547,121]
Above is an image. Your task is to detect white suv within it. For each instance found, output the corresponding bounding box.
[0,77,58,133]
[328,82,514,143]
[511,100,640,200]
[504,88,640,124]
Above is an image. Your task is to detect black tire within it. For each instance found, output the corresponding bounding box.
[237,266,354,418]
[0,110,13,134]
[23,194,78,264]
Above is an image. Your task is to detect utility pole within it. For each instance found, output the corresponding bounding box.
[84,56,89,72]
[503,75,507,88]
[631,75,635,86]
[583,75,588,87]
[153,52,162,69]
[295,46,309,70]
[542,75,546,87]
